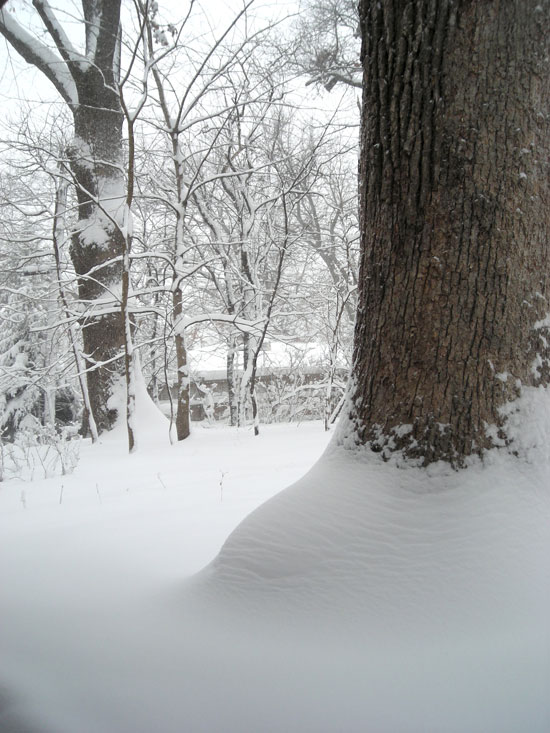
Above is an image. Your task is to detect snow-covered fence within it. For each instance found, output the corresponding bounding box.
[159,365,348,425]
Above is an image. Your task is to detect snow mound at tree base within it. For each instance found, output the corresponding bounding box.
[105,367,170,446]
[182,446,550,731]
[199,446,549,630]
[1,418,548,732]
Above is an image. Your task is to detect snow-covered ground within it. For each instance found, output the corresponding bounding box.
[1,399,549,732]
[0,415,331,732]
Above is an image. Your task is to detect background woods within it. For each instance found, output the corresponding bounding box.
[0,0,359,459]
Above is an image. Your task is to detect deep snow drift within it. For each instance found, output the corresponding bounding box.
[0,393,549,732]
[193,451,550,732]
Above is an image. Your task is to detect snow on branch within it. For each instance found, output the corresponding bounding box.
[32,0,82,70]
[82,0,100,62]
[0,7,78,106]
[176,312,265,336]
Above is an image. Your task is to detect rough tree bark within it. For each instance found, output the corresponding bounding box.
[52,166,99,443]
[173,286,191,441]
[69,26,125,435]
[0,0,126,435]
[339,0,550,466]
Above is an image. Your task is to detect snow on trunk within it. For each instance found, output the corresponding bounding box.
[0,0,130,436]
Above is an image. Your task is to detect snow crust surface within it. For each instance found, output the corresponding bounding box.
[0,397,549,732]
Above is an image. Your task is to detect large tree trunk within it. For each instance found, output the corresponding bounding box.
[69,73,125,434]
[339,0,550,466]
[0,0,126,436]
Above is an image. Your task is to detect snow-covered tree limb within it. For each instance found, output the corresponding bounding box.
[0,7,77,105]
[32,0,82,71]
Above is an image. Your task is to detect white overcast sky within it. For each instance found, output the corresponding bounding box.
[0,0,299,105]
[0,0,357,152]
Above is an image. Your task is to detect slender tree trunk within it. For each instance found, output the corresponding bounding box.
[120,217,135,453]
[169,136,191,442]
[227,334,239,426]
[237,240,256,427]
[249,363,260,436]
[173,288,190,441]
[43,386,56,427]
[324,360,335,433]
[145,259,162,405]
[339,0,550,467]
[238,332,251,427]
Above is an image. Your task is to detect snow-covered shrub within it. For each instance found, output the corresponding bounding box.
[0,421,80,482]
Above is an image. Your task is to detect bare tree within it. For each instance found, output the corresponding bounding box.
[191,85,328,432]
[135,1,288,438]
[1,0,127,435]
[292,0,361,91]
[0,162,78,441]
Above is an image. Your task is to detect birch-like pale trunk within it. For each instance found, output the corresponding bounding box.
[226,333,239,426]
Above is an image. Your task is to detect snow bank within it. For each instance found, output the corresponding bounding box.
[185,385,550,731]
[0,386,549,732]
